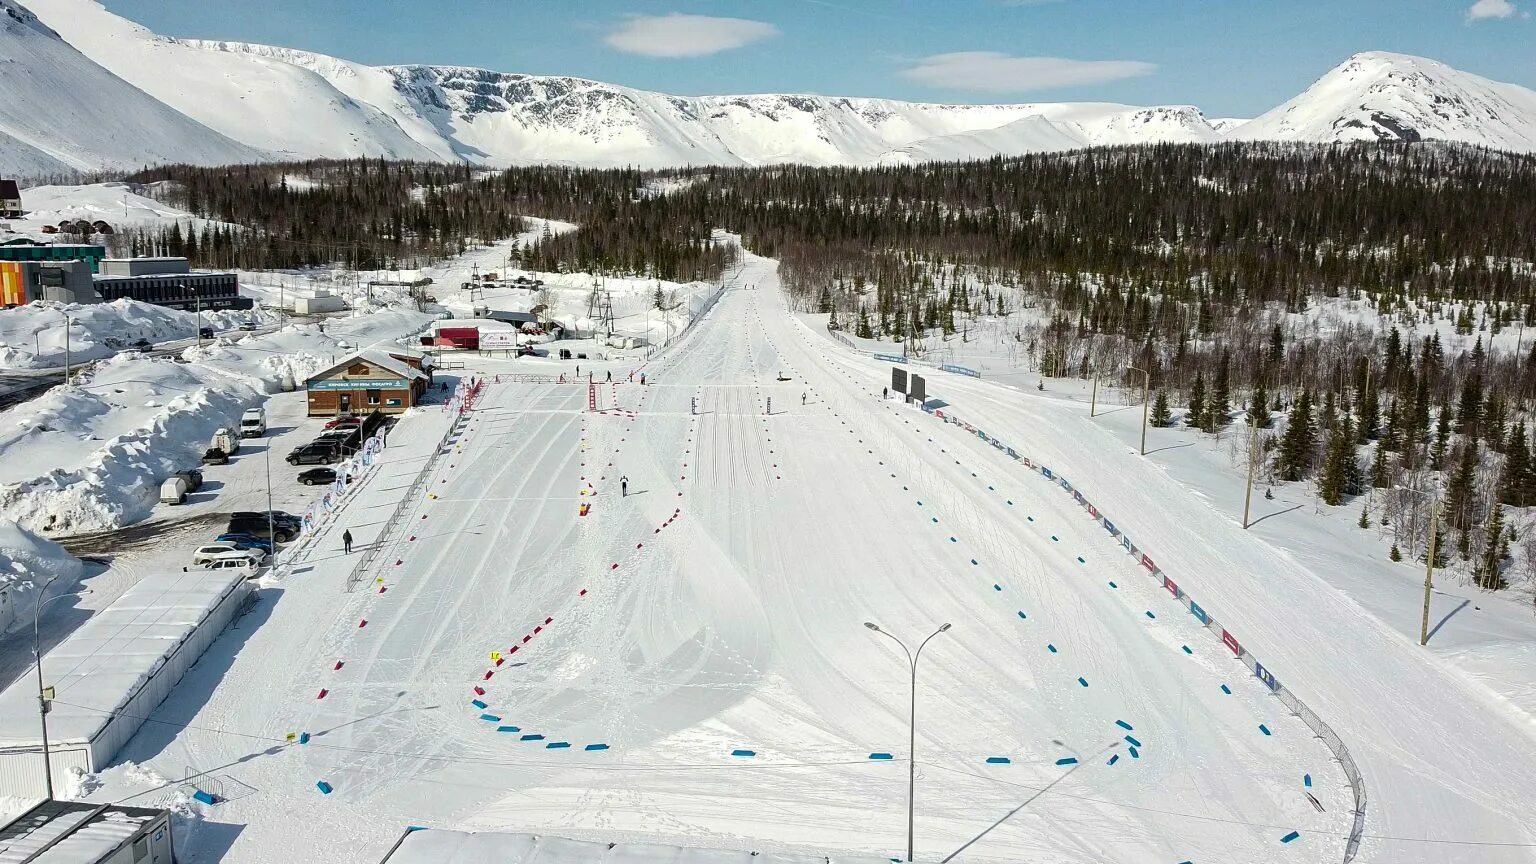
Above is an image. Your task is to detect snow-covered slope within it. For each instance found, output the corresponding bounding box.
[1228,51,1536,151]
[27,0,448,163]
[0,0,261,176]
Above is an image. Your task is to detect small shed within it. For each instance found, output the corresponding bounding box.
[305,347,431,416]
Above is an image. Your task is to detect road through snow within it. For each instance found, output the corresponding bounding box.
[87,250,1375,863]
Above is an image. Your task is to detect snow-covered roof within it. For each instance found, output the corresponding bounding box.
[381,831,896,863]
[0,801,162,864]
[307,347,427,385]
[0,570,247,748]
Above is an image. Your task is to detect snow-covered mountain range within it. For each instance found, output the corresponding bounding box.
[3,0,1535,178]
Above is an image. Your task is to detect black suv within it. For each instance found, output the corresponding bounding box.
[287,443,338,465]
[226,515,297,543]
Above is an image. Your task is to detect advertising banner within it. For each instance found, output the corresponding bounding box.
[1254,662,1280,691]
[1188,601,1209,624]
[892,367,908,394]
[1221,630,1242,656]
[1163,576,1180,597]
[874,353,906,363]
[480,330,521,350]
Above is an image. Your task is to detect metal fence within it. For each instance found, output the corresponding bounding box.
[923,404,1366,862]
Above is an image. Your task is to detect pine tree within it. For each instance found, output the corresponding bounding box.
[855,306,874,339]
[1499,424,1531,507]
[1446,442,1479,535]
[1247,379,1271,429]
[1278,389,1314,482]
[1358,381,1380,441]
[1207,350,1230,431]
[1477,505,1509,589]
[1358,505,1371,529]
[1187,373,1206,429]
[1431,403,1451,472]
[1267,324,1284,367]
[1318,418,1355,505]
[1389,544,1402,562]
[1150,390,1171,428]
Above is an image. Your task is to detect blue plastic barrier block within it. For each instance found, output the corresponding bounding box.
[931,517,938,523]
[731,749,756,757]
[1047,644,1058,653]
[298,732,311,745]
[1129,746,1140,759]
[1108,581,1118,589]
[1050,535,1059,542]
[1220,684,1232,694]
[316,780,333,795]
[1007,500,1014,505]
[585,743,610,751]
[479,714,501,723]
[1182,645,1193,654]
[1017,611,1027,619]
[520,734,545,741]
[1077,677,1089,687]
[1304,774,1313,788]
[971,559,979,566]
[993,584,1002,591]
[1076,557,1085,564]
[1124,735,1142,748]
[496,725,521,733]
[1115,720,1134,731]
[1054,757,1078,766]
[949,537,957,542]
[546,741,571,749]
[192,790,216,805]
[868,752,894,760]
[1027,516,1034,522]
[1259,724,1273,736]
[1280,831,1300,844]
[471,699,487,709]
[1145,611,1157,619]
[1107,754,1120,766]
[984,756,1011,764]
[406,827,427,833]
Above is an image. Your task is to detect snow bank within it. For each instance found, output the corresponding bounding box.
[383,830,895,864]
[0,300,279,371]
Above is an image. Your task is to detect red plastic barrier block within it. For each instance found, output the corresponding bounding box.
[494,657,504,666]
[522,635,532,643]
[637,543,644,549]
[333,661,344,670]
[610,563,619,570]
[378,586,387,594]
[533,626,543,634]
[394,559,402,566]
[484,670,494,680]
[509,645,519,654]
[473,686,485,695]
[317,688,329,699]
[579,589,588,597]
[545,617,553,624]
[409,536,416,541]
[358,619,368,628]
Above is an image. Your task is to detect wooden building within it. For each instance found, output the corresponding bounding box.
[305,347,431,416]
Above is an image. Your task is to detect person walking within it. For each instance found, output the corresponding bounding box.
[801,392,807,405]
[342,529,353,554]
[640,373,646,386]
[883,386,888,400]
[620,475,629,497]
[606,370,613,383]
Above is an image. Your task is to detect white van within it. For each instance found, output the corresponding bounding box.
[159,476,190,505]
[240,407,266,438]
[201,550,261,578]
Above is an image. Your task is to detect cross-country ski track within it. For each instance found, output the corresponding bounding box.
[87,248,1536,864]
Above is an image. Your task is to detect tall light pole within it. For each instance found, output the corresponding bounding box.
[1089,367,1099,418]
[33,575,89,799]
[1394,486,1441,646]
[62,314,72,385]
[1127,366,1150,456]
[189,285,202,347]
[864,620,951,863]
[1242,413,1259,529]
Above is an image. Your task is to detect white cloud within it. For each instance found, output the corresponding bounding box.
[899,52,1155,94]
[604,14,779,58]
[1466,0,1519,19]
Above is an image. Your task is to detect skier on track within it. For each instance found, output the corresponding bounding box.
[621,476,629,497]
[342,529,354,554]
[640,373,646,386]
[606,371,612,383]
[801,392,807,406]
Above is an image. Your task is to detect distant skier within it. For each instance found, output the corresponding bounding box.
[606,370,612,383]
[640,373,646,386]
[801,392,806,406]
[882,386,888,400]
[342,529,353,554]
[620,475,629,497]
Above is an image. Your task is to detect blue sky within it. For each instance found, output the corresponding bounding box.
[101,0,1535,117]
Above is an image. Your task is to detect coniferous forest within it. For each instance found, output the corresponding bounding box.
[121,143,1536,591]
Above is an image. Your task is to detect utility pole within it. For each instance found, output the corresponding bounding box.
[864,621,951,864]
[1089,370,1099,418]
[1242,414,1258,529]
[265,446,275,567]
[62,314,71,384]
[190,286,202,347]
[1128,366,1150,456]
[1420,497,1440,646]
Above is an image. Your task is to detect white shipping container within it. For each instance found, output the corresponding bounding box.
[0,570,253,797]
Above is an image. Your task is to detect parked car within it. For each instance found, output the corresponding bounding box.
[202,447,229,465]
[323,415,360,430]
[198,552,261,579]
[298,467,337,486]
[210,427,240,456]
[173,468,204,492]
[216,532,277,553]
[287,443,338,466]
[190,544,263,567]
[225,518,296,543]
[231,511,301,532]
[159,476,190,505]
[239,407,266,438]
[131,338,153,352]
[238,321,260,331]
[198,326,216,340]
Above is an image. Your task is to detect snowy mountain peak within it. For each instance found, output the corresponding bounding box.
[1227,50,1536,151]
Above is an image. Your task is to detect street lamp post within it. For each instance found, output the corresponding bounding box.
[1127,366,1150,456]
[1395,486,1441,646]
[32,575,88,799]
[62,314,72,384]
[864,621,951,863]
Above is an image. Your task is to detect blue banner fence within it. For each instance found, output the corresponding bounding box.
[923,403,1367,862]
